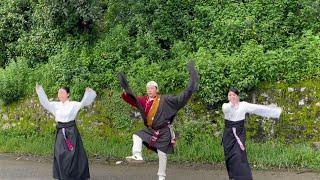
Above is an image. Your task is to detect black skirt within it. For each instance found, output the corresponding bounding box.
[53,121,90,180]
[136,126,173,154]
[222,120,252,180]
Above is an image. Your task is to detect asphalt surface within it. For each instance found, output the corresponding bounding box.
[0,154,319,180]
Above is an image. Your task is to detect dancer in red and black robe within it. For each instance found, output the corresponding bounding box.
[119,61,199,180]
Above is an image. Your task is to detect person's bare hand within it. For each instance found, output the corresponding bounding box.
[86,87,93,92]
[35,83,42,91]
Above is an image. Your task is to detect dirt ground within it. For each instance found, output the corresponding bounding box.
[0,153,319,180]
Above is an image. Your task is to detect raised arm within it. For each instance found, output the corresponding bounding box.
[222,103,232,114]
[166,61,199,110]
[244,102,282,119]
[80,88,97,107]
[35,84,55,114]
[121,92,138,108]
[118,72,149,123]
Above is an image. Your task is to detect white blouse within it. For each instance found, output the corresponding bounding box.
[36,86,97,123]
[222,101,282,122]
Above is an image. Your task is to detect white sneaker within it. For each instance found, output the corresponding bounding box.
[125,155,144,163]
[158,175,166,180]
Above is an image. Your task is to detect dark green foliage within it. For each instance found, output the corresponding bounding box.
[1,0,320,169]
[44,0,104,35]
[0,59,29,104]
[0,0,33,66]
[0,0,319,107]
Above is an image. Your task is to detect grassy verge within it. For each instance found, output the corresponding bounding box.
[1,79,320,170]
[1,130,319,170]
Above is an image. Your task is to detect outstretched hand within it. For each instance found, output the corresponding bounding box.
[86,87,93,92]
[35,83,42,91]
[171,138,177,147]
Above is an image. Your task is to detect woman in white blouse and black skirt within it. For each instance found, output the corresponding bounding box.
[222,88,281,180]
[36,84,96,180]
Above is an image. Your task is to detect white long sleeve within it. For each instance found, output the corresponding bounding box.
[36,86,55,115]
[36,86,97,123]
[244,102,282,119]
[80,89,97,108]
[222,101,282,122]
[222,103,232,114]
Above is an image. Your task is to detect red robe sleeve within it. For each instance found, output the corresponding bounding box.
[121,93,148,110]
[121,92,138,107]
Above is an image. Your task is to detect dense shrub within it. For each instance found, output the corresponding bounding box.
[0,58,29,104]
[0,0,319,106]
[0,0,33,67]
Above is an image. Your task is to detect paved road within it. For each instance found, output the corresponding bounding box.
[0,154,319,180]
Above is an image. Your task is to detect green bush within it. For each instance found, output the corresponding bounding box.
[0,0,33,67]
[29,42,92,100]
[0,0,320,106]
[44,0,104,35]
[0,58,29,104]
